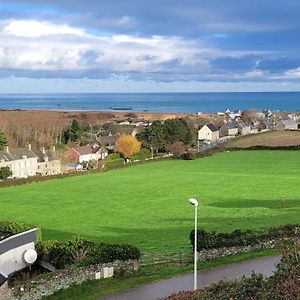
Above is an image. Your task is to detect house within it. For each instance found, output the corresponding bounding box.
[0,229,38,299]
[237,122,251,136]
[68,144,108,163]
[219,121,239,137]
[0,145,38,178]
[259,119,275,131]
[97,135,117,151]
[276,119,298,130]
[36,147,62,176]
[198,124,219,144]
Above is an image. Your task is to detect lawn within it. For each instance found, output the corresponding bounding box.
[0,150,300,253]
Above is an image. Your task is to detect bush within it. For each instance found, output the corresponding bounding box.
[130,149,152,161]
[183,150,196,160]
[0,220,32,235]
[36,236,141,269]
[190,224,300,251]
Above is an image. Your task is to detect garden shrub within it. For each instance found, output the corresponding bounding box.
[36,236,141,269]
[130,149,152,160]
[183,150,196,160]
[0,220,32,235]
[190,224,299,251]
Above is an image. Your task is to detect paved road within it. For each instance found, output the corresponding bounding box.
[99,254,281,300]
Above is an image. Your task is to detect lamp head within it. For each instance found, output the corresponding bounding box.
[188,198,198,207]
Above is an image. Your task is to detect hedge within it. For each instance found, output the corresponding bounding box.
[0,220,32,235]
[36,236,141,269]
[190,224,300,251]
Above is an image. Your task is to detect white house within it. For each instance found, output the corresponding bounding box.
[198,124,219,144]
[68,144,108,163]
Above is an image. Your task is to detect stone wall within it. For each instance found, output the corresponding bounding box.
[11,259,139,300]
[198,240,276,262]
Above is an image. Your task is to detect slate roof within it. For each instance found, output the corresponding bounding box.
[281,119,297,126]
[0,148,36,162]
[206,124,219,132]
[72,145,104,156]
[98,135,117,146]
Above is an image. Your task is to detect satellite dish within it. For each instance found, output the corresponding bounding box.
[23,249,37,265]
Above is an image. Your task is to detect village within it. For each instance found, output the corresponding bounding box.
[1,108,300,180]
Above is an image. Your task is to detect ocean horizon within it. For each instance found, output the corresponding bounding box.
[1,92,300,113]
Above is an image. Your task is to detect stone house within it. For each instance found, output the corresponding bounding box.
[198,124,219,144]
[259,119,275,131]
[0,146,38,178]
[0,145,62,179]
[219,122,239,137]
[97,135,117,151]
[276,119,298,130]
[36,147,62,176]
[237,123,251,136]
[68,144,108,163]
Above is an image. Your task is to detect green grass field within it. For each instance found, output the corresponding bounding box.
[1,150,300,253]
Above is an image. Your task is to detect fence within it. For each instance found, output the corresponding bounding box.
[140,249,193,268]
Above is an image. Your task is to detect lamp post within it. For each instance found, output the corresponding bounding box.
[188,198,198,291]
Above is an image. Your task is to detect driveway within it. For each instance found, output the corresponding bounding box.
[99,254,281,300]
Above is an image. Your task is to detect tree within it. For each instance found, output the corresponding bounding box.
[0,131,8,150]
[62,119,81,144]
[163,118,192,145]
[137,121,166,153]
[167,141,186,158]
[0,166,12,180]
[70,119,81,142]
[116,135,141,162]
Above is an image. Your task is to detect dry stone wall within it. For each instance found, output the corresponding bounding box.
[11,259,138,300]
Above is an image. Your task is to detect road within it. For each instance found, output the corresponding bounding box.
[99,254,281,300]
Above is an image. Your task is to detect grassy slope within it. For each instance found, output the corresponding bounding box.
[0,151,300,253]
[226,130,300,148]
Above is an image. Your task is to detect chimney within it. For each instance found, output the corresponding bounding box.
[4,146,9,153]
[42,147,46,155]
[52,145,56,153]
[27,144,32,151]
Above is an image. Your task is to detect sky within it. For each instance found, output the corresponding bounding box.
[1,0,300,93]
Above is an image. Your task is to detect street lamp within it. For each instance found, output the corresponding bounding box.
[188,198,198,291]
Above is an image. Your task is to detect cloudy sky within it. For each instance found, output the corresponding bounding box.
[1,0,300,92]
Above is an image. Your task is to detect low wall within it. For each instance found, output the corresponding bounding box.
[12,259,139,300]
[198,240,276,262]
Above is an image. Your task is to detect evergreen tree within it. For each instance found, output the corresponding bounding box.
[0,166,12,180]
[0,131,8,150]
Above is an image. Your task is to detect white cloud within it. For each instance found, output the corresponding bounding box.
[3,20,87,38]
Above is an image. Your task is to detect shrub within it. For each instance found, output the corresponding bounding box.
[130,149,152,160]
[0,220,32,235]
[183,150,196,160]
[36,236,141,269]
[190,224,299,251]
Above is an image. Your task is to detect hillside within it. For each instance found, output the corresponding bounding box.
[226,130,300,148]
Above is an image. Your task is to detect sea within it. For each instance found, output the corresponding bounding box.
[1,92,300,113]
